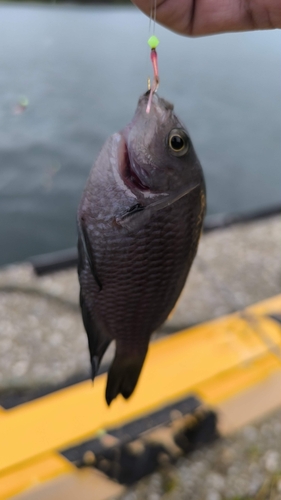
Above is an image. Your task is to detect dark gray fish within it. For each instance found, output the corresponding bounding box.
[77,92,206,405]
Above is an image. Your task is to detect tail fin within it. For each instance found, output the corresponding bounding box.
[106,350,147,406]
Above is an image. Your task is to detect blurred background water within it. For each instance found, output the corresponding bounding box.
[0,3,280,266]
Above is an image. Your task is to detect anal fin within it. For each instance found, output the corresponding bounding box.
[80,290,111,381]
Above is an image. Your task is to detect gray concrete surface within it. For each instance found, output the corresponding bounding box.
[0,215,280,389]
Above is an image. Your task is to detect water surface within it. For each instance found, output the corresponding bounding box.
[0,4,280,265]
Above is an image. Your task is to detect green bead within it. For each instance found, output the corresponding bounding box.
[148,35,159,49]
[20,97,29,107]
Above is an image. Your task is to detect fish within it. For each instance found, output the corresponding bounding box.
[77,91,206,405]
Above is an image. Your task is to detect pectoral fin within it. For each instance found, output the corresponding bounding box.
[116,183,199,232]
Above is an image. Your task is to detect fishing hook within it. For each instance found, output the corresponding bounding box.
[146,37,160,113]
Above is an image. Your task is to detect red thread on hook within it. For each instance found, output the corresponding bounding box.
[146,49,159,114]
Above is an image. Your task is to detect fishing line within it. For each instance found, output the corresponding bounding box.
[148,0,157,37]
[148,0,153,34]
[146,0,160,113]
[153,0,157,34]
[146,0,156,90]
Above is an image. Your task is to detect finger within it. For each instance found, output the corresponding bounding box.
[132,0,281,36]
[132,0,195,35]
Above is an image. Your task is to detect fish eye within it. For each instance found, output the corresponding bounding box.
[168,129,190,157]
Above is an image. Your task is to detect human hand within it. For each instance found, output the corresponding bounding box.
[132,0,281,36]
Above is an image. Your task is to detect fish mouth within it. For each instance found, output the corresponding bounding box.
[122,141,150,192]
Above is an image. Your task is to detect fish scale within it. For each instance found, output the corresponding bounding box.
[78,93,205,405]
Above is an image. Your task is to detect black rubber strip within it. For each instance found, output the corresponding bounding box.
[61,395,201,462]
[60,396,218,485]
